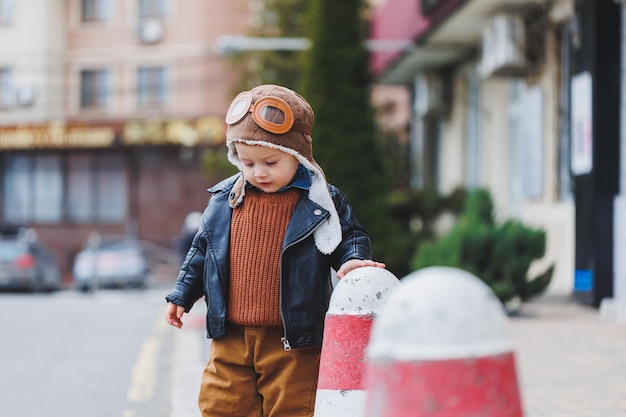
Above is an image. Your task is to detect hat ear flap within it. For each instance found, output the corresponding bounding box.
[308,173,341,254]
[227,142,242,170]
[229,174,246,208]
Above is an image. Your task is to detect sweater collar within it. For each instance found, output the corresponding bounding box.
[245,164,312,193]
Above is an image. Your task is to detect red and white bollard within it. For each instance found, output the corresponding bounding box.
[364,266,523,417]
[314,266,400,417]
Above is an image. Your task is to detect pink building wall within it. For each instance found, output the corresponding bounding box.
[64,0,248,119]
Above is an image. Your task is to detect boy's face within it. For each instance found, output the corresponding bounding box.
[234,142,300,193]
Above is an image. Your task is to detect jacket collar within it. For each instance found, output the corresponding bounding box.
[206,173,339,253]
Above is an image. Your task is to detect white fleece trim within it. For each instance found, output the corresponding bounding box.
[227,139,342,254]
[231,174,246,208]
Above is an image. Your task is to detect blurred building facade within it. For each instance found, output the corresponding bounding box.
[370,0,623,305]
[0,0,248,282]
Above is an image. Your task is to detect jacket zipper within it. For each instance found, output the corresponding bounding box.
[279,224,320,351]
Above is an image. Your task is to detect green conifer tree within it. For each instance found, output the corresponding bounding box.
[236,0,308,90]
[301,0,399,269]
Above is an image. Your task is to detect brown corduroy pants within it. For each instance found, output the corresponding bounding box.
[198,323,321,417]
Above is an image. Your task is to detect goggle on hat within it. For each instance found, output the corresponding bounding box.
[225,84,342,254]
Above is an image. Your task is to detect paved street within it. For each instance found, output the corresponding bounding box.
[0,288,174,417]
[510,295,626,417]
[171,294,626,417]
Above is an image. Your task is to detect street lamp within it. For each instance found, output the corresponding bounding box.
[212,35,414,55]
[213,36,311,55]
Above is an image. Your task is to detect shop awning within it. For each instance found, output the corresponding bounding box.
[370,0,543,84]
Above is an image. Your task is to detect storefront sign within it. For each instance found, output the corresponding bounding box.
[0,122,115,150]
[0,116,225,150]
[123,116,225,147]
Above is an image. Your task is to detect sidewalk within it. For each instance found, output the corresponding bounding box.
[169,294,626,417]
[509,295,626,417]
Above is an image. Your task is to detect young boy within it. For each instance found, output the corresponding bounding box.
[165,84,385,417]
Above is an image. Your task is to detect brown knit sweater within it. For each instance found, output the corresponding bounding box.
[228,187,301,326]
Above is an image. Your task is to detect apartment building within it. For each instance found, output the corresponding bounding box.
[370,0,622,305]
[0,0,248,281]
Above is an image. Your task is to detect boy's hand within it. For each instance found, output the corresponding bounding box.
[336,259,386,279]
[165,302,186,329]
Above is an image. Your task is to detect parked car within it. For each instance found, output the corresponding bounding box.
[0,225,62,292]
[73,234,150,291]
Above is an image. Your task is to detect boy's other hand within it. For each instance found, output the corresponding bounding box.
[166,302,186,329]
[336,259,386,279]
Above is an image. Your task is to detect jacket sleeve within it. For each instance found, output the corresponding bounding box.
[165,211,208,312]
[328,185,373,269]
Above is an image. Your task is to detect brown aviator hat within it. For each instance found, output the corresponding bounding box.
[225,84,341,254]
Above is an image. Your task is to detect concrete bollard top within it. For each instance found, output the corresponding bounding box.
[328,266,400,316]
[367,266,513,361]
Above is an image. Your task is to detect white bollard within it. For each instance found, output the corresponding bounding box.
[314,266,400,417]
[364,266,523,417]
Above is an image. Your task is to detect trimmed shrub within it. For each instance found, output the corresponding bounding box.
[412,188,553,304]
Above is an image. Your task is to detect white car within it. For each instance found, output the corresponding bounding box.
[0,226,62,292]
[73,235,149,291]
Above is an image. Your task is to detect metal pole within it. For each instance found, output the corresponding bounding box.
[606,0,626,321]
[88,231,101,292]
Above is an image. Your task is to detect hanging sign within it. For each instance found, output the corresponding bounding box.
[570,71,593,176]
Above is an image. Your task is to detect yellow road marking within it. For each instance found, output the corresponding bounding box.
[126,311,167,403]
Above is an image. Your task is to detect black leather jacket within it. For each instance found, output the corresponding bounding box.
[165,174,372,349]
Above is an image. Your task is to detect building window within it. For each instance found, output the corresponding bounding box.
[3,155,63,224]
[3,154,128,225]
[81,0,110,22]
[67,155,94,222]
[0,68,13,109]
[0,0,14,24]
[137,66,167,109]
[80,69,108,108]
[465,71,481,189]
[508,80,544,212]
[139,0,167,18]
[67,155,127,223]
